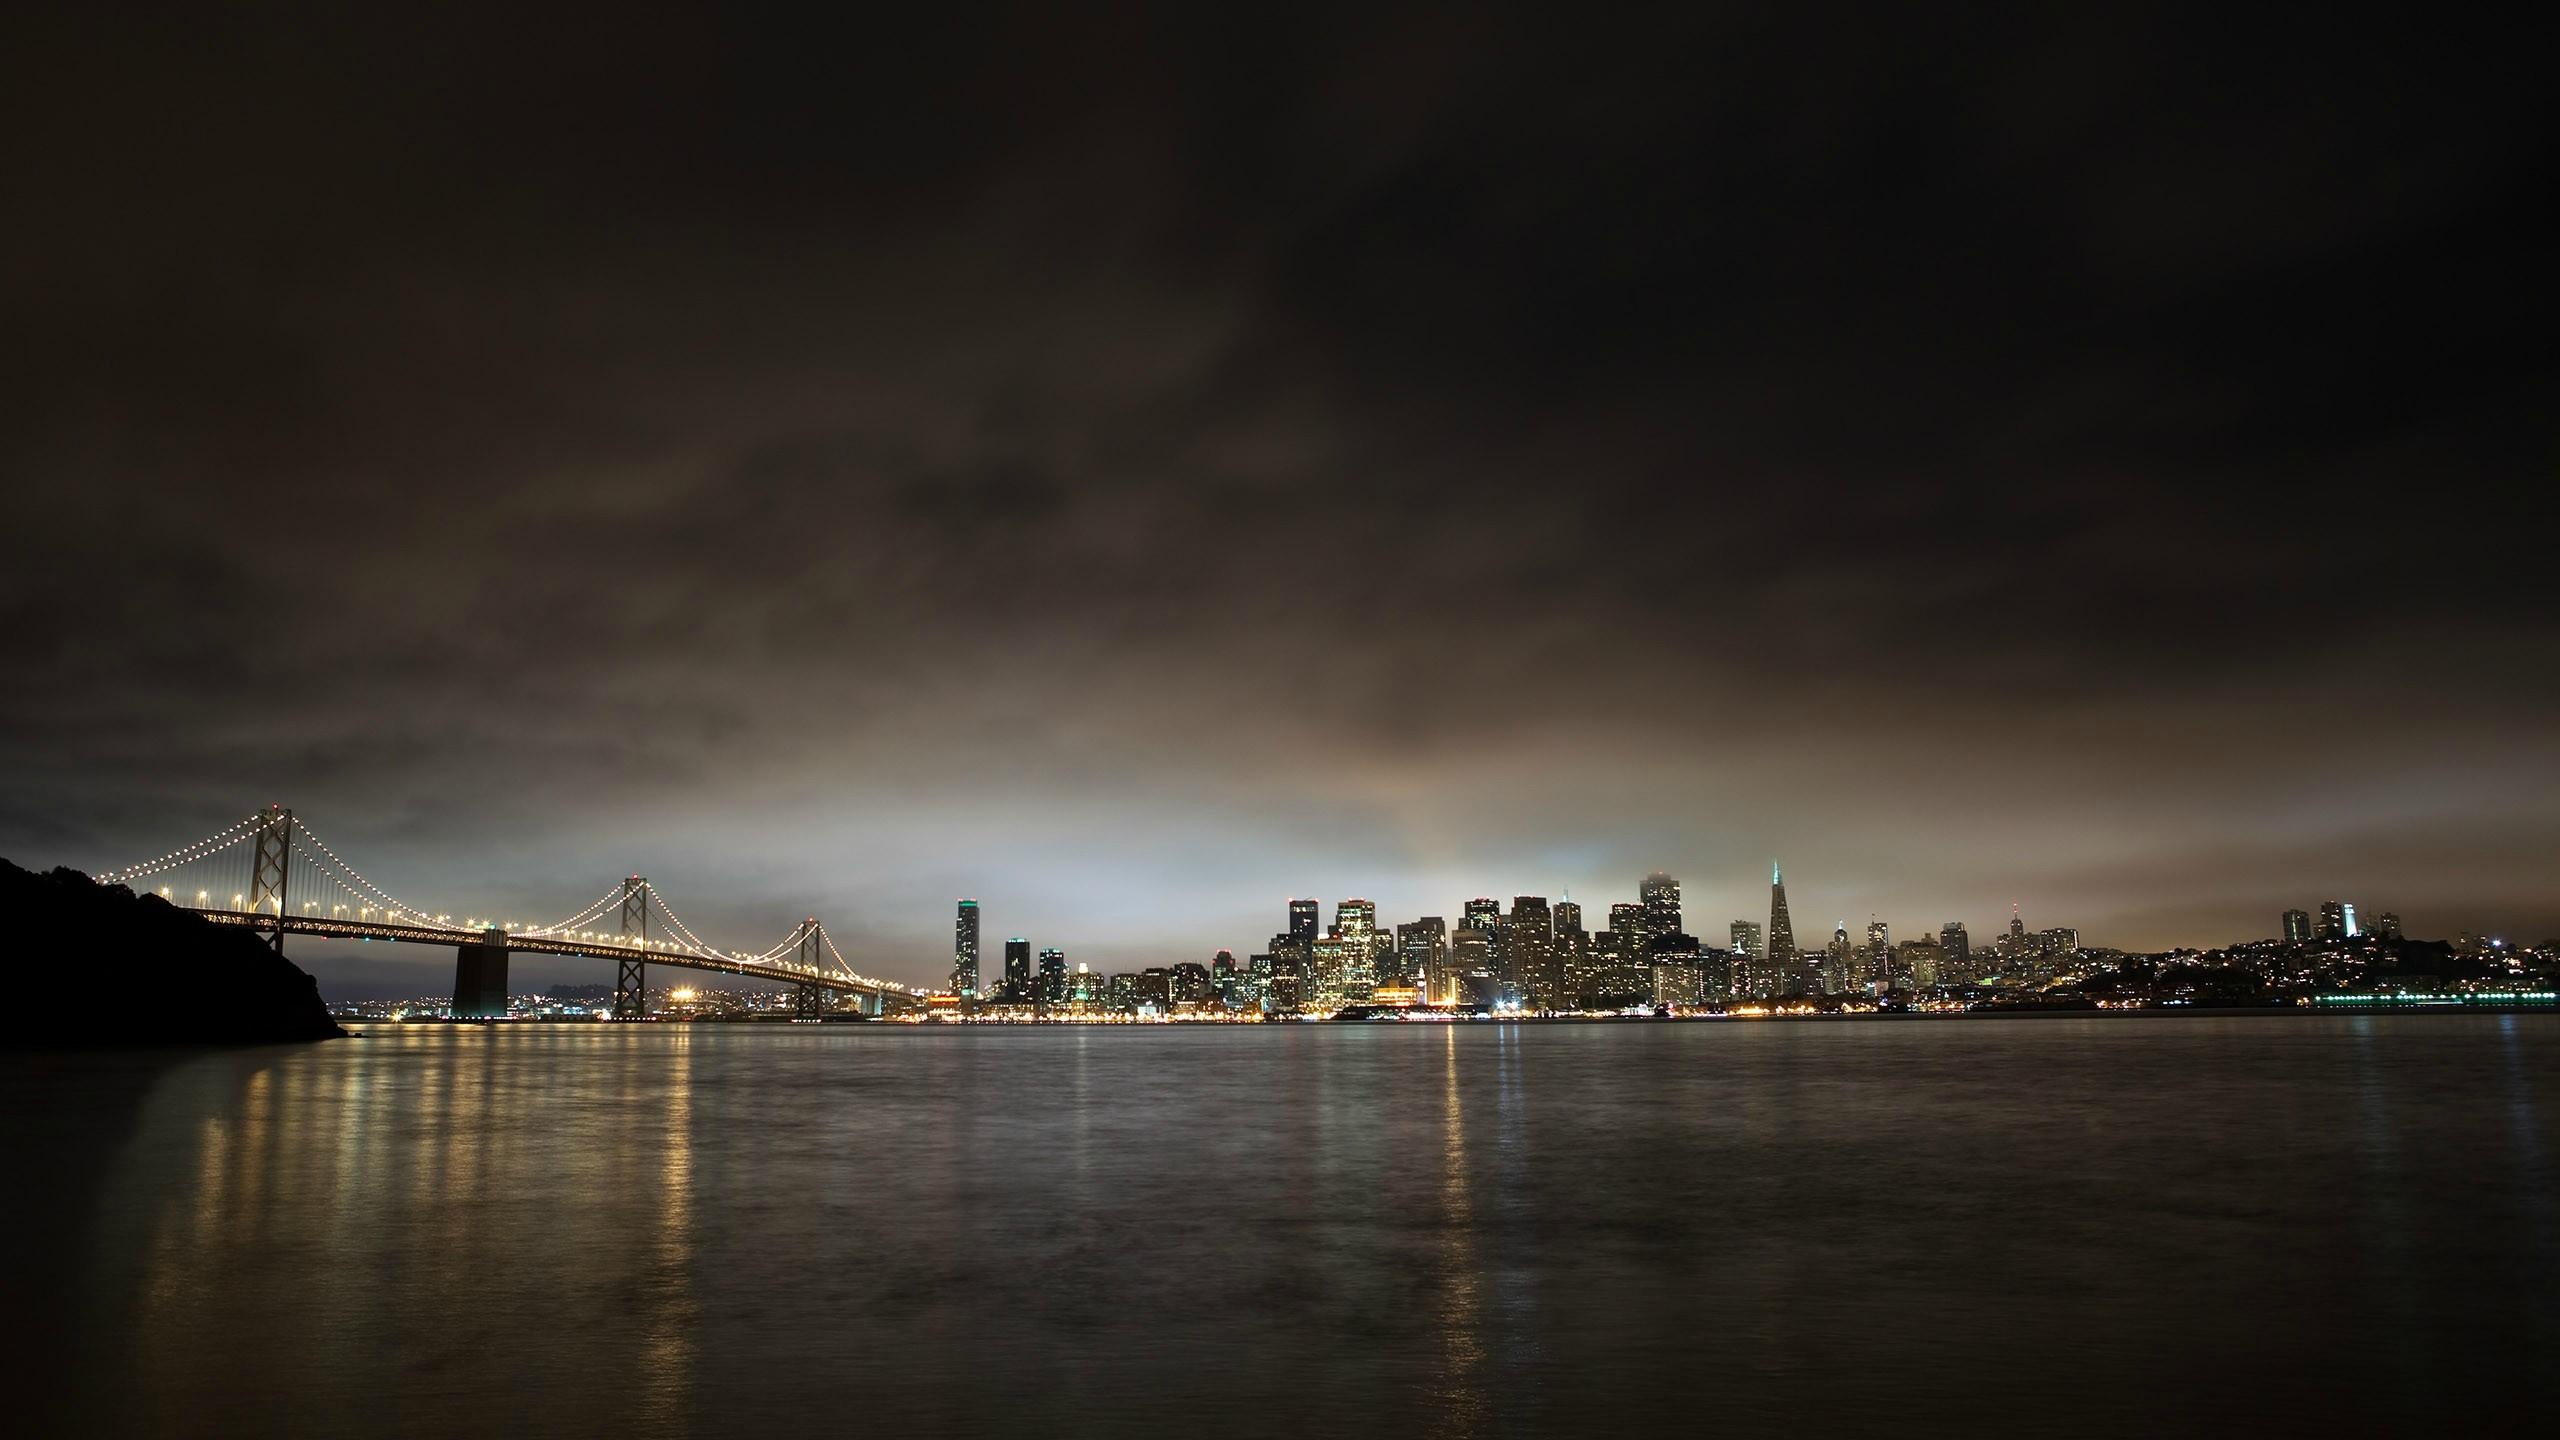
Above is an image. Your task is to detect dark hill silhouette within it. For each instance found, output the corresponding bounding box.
[1,859,343,1045]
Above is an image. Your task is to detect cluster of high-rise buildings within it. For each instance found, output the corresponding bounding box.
[943,867,2089,1015]
[2279,901,2402,944]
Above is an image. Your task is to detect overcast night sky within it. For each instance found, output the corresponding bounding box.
[3,6,2553,994]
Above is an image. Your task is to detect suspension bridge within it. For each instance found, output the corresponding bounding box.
[98,804,914,1018]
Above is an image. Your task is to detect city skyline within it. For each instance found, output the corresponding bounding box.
[48,809,2544,999]
[6,7,2553,992]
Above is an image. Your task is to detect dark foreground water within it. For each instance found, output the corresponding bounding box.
[4,1016,2556,1437]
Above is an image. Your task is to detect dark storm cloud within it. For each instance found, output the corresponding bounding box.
[4,4,2554,982]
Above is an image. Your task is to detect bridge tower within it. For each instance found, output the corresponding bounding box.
[795,920,826,1018]
[246,805,294,954]
[615,877,650,1020]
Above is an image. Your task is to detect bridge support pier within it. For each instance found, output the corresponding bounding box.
[795,981,823,1019]
[614,957,647,1020]
[453,929,511,1018]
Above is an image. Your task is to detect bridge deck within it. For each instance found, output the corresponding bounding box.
[198,911,890,996]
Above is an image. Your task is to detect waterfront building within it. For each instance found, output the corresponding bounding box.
[1651,959,1703,1008]
[1449,928,1492,1001]
[1310,935,1355,1006]
[1169,961,1212,1006]
[953,899,981,999]
[1004,937,1031,1001]
[1397,917,1448,998]
[1039,947,1067,1004]
[1505,897,1560,1008]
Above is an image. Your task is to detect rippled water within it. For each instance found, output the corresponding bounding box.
[4,1017,2555,1437]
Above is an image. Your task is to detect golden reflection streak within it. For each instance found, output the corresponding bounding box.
[640,1028,697,1425]
[1429,1025,1487,1437]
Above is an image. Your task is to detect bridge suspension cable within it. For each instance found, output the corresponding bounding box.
[99,815,259,887]
[520,880,631,939]
[95,805,913,997]
[290,821,465,932]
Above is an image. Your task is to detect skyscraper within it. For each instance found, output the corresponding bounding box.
[1334,899,1379,999]
[1335,898,1377,939]
[1865,918,1890,991]
[1397,917,1448,998]
[1765,863,1797,998]
[1038,947,1066,1004]
[952,899,980,998]
[1730,919,1762,959]
[1004,937,1031,1000]
[1450,927,1492,992]
[1505,897,1559,1009]
[1938,921,1969,961]
[1640,871,1681,946]
[2281,909,2311,944]
[1462,897,1502,933]
[2318,900,2345,939]
[1553,899,1590,1001]
[1288,899,1321,947]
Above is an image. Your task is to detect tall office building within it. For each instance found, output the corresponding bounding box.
[2281,909,2311,944]
[1939,921,1969,960]
[1004,937,1031,1000]
[1505,897,1559,1008]
[1640,871,1681,945]
[1335,898,1377,940]
[1730,920,1762,959]
[1463,897,1502,933]
[1038,947,1066,1003]
[1310,935,1354,1006]
[1397,917,1448,998]
[1551,900,1588,1000]
[2317,900,2346,939]
[1336,898,1386,996]
[1865,919,1890,991]
[1608,902,1645,956]
[1450,927,1492,985]
[1288,899,1321,947]
[1553,899,1585,942]
[1766,863,1797,997]
[952,899,980,998]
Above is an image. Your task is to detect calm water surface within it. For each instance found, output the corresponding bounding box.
[4,1017,2555,1437]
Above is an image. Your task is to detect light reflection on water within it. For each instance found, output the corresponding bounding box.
[9,1017,2558,1437]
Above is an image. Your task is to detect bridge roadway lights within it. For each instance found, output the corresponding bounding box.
[452,928,511,1019]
